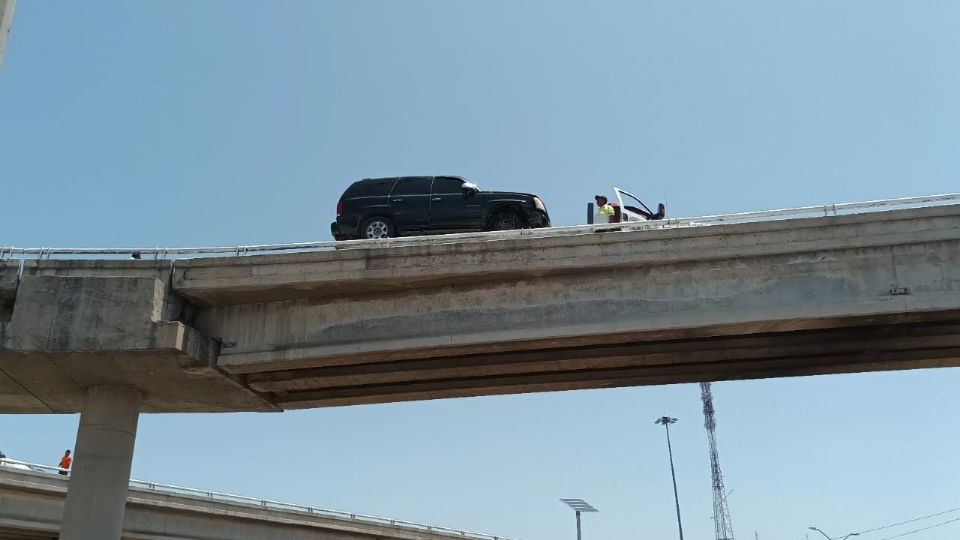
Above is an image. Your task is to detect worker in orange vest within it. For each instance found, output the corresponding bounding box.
[58,450,72,475]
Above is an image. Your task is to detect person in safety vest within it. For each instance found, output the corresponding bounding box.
[58,450,72,475]
[594,195,615,223]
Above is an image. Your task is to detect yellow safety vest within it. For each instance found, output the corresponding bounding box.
[596,203,615,223]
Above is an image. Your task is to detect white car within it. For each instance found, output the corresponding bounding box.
[589,187,666,224]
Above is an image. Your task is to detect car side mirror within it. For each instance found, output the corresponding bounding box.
[462,182,479,197]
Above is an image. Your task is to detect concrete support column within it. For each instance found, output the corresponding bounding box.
[60,385,142,540]
[0,0,16,69]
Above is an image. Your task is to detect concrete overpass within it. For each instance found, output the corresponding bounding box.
[3,198,960,538]
[3,203,960,413]
[0,463,513,540]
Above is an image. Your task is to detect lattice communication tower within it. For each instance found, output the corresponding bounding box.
[701,382,735,540]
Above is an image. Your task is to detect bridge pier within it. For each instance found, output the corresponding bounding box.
[60,385,142,540]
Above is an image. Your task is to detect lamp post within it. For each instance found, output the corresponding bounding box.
[560,499,598,540]
[656,416,684,540]
[808,526,859,540]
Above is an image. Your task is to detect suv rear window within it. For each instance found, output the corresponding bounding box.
[344,178,397,198]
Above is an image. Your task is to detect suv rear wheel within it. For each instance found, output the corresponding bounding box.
[361,217,395,239]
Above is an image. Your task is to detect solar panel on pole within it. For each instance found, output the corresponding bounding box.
[560,499,598,540]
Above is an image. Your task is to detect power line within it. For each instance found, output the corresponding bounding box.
[880,515,960,540]
[858,505,960,535]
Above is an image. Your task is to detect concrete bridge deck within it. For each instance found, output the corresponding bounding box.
[2,203,960,412]
[0,464,511,540]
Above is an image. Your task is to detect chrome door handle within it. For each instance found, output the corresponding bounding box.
[431,197,442,201]
[392,198,403,202]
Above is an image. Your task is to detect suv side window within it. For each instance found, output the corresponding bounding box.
[345,178,397,197]
[432,177,464,194]
[391,177,432,196]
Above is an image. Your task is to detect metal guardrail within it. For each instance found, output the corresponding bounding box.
[0,458,517,540]
[1,192,959,261]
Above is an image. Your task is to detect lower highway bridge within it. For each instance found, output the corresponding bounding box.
[2,193,960,538]
[0,460,511,540]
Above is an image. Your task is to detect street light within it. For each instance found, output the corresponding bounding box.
[560,498,598,540]
[808,526,860,540]
[656,416,684,540]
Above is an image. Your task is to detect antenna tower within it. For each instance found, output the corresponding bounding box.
[701,382,735,540]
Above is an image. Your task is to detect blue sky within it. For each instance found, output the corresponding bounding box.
[2,1,960,539]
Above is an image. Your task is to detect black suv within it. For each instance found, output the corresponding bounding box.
[331,176,551,240]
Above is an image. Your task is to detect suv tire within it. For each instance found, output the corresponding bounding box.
[361,217,395,239]
[490,209,524,231]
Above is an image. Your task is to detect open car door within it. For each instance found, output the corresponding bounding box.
[614,187,666,222]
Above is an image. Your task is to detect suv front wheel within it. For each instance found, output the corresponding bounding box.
[361,217,395,239]
[490,210,524,231]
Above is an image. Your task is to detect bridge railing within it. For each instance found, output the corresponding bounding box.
[2,192,959,261]
[0,458,517,540]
